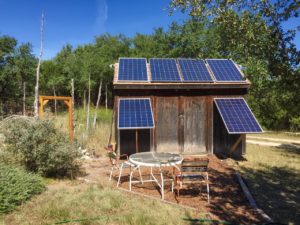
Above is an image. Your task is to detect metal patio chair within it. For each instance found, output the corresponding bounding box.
[105,145,143,188]
[174,157,210,203]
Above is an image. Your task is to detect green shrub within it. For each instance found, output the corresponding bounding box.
[0,163,45,214]
[290,116,300,132]
[2,118,81,177]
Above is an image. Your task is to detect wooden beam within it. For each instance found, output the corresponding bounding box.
[64,100,70,108]
[229,135,243,154]
[39,95,72,101]
[206,96,213,154]
[43,100,49,106]
[39,96,44,117]
[39,96,73,141]
[135,129,139,153]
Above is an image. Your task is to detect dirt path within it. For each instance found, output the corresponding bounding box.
[248,136,300,144]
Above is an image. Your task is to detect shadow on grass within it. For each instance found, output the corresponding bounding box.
[241,165,300,224]
[276,143,300,154]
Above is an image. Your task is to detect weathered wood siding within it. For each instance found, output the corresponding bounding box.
[183,97,207,154]
[115,93,247,157]
[155,97,179,153]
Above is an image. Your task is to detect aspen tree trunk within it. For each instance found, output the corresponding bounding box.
[23,82,26,116]
[53,86,57,116]
[34,12,44,118]
[105,84,108,112]
[93,79,102,128]
[83,90,86,112]
[86,74,91,133]
[71,79,75,138]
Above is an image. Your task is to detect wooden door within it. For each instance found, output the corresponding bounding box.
[156,97,179,153]
[183,97,207,154]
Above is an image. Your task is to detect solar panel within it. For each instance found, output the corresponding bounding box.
[150,58,181,82]
[206,59,244,82]
[118,98,154,129]
[178,59,213,82]
[214,98,263,134]
[118,58,148,81]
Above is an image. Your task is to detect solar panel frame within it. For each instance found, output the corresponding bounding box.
[206,59,245,82]
[150,58,182,82]
[118,98,155,130]
[117,58,149,82]
[178,58,214,82]
[214,98,263,134]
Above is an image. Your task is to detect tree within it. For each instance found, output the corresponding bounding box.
[169,0,300,130]
[34,13,44,117]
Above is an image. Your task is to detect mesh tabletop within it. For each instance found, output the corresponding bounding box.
[129,152,182,167]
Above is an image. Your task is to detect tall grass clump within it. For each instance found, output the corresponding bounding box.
[0,163,45,214]
[74,107,113,155]
[1,117,81,177]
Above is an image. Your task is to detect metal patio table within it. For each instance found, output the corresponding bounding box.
[129,152,183,199]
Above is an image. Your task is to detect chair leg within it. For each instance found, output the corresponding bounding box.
[109,167,114,181]
[117,165,123,187]
[171,180,174,193]
[138,166,143,184]
[206,172,210,203]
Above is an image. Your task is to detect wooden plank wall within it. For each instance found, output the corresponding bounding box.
[114,94,244,157]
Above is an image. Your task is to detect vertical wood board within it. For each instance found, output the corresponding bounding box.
[156,97,179,153]
[183,97,207,154]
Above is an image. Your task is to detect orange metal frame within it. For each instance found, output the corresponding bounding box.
[39,95,73,141]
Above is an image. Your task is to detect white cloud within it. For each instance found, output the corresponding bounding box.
[94,0,108,34]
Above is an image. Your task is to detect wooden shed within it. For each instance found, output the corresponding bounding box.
[113,58,263,158]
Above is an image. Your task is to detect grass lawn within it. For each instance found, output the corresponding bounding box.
[237,144,300,224]
[3,181,194,225]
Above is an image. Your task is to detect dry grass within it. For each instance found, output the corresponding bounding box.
[50,107,113,156]
[4,181,193,225]
[237,144,300,224]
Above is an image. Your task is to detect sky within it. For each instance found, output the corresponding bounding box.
[0,0,299,60]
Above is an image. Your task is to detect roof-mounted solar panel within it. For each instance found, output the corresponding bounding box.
[150,58,181,82]
[214,98,263,134]
[118,98,155,129]
[118,58,148,82]
[178,59,213,82]
[206,59,244,82]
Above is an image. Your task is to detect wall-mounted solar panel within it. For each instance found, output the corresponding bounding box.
[207,59,244,82]
[118,58,148,82]
[214,98,263,134]
[150,58,181,82]
[118,98,154,129]
[178,59,213,82]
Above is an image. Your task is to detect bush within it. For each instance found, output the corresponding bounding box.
[2,118,81,177]
[290,116,300,132]
[0,163,45,214]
